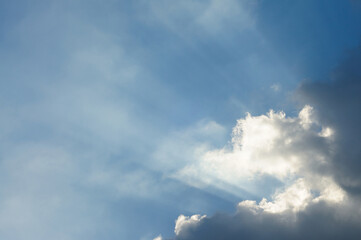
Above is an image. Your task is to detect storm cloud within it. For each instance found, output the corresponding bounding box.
[300,46,361,195]
[174,199,361,240]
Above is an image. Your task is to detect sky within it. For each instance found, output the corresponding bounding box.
[1,0,361,239]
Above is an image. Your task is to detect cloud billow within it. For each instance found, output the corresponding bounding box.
[157,46,361,240]
[174,200,361,240]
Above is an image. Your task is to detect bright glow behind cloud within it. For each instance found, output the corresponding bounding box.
[167,105,349,237]
[171,105,344,216]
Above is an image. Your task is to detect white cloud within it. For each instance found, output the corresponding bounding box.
[173,106,337,198]
[237,177,345,214]
[166,105,349,236]
[298,105,314,129]
[153,234,163,240]
[239,178,313,213]
[174,214,206,236]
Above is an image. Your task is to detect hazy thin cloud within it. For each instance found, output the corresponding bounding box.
[1,0,361,239]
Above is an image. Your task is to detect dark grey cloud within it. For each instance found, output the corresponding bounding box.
[299,45,361,195]
[175,199,361,240]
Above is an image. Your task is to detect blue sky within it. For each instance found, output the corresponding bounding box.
[1,1,361,239]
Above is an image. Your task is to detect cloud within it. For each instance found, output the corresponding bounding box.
[153,120,227,173]
[271,83,281,92]
[174,214,207,236]
[0,2,186,239]
[162,103,357,239]
[157,45,361,240]
[299,45,361,195]
[153,235,163,240]
[170,105,338,200]
[195,0,256,34]
[143,0,256,38]
[174,198,361,240]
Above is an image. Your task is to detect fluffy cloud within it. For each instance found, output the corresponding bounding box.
[165,104,357,239]
[173,198,361,240]
[174,214,207,236]
[157,46,361,240]
[174,105,339,201]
